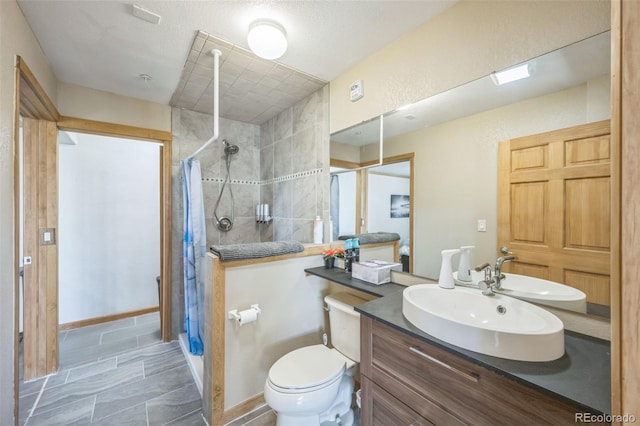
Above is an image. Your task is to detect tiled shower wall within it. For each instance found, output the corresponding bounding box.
[170,85,329,338]
[260,85,330,242]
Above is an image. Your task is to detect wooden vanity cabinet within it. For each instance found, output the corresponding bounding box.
[360,316,593,425]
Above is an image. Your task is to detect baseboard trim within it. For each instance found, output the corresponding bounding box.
[58,306,159,331]
[222,394,268,425]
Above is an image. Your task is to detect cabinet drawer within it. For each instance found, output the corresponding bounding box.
[361,376,434,426]
[363,317,581,425]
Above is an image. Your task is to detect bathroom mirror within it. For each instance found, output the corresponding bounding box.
[330,115,382,169]
[330,31,611,319]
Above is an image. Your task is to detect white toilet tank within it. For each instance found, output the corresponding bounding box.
[325,292,371,362]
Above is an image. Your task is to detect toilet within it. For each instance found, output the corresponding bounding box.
[264,292,368,426]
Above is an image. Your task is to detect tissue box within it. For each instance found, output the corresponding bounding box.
[352,260,403,285]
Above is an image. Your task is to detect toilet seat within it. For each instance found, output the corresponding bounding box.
[268,345,353,392]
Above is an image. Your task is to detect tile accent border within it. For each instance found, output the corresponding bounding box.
[201,168,323,186]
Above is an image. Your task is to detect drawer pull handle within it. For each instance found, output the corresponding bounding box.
[409,346,479,383]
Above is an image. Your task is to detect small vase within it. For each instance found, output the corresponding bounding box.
[324,258,335,269]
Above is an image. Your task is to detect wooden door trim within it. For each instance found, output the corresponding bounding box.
[16,57,59,122]
[610,0,622,417]
[57,116,171,142]
[380,153,415,272]
[57,117,172,342]
[612,0,640,419]
[14,56,61,416]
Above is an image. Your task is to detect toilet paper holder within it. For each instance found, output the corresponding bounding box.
[228,304,261,323]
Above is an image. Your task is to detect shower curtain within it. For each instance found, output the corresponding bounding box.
[181,158,206,355]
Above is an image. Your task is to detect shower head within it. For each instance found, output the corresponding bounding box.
[222,139,239,155]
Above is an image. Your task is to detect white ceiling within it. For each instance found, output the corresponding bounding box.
[18,0,457,124]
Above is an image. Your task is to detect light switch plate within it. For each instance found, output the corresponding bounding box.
[477,219,487,232]
[40,228,56,245]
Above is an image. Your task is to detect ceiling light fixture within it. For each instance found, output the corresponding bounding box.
[247,20,287,60]
[491,63,531,86]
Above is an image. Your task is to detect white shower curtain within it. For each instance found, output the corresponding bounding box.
[181,158,206,355]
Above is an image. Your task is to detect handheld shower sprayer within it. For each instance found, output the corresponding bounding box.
[213,139,240,232]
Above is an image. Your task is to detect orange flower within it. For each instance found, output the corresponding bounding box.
[322,248,345,259]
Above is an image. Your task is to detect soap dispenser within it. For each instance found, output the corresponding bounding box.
[457,246,475,282]
[438,249,460,289]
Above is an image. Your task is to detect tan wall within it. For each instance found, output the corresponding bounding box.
[221,244,394,409]
[329,0,610,134]
[0,1,59,423]
[383,77,610,279]
[58,82,171,132]
[330,140,361,164]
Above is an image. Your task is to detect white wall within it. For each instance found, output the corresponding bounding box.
[58,133,160,323]
[367,173,410,242]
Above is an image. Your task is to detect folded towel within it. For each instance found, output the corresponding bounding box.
[210,241,305,262]
[338,232,401,245]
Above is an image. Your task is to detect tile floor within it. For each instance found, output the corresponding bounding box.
[18,313,206,426]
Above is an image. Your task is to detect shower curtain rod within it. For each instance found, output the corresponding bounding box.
[185,49,222,161]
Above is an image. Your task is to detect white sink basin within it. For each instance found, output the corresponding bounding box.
[454,271,587,313]
[402,284,564,362]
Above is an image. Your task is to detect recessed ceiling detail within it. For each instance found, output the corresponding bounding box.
[169,31,326,125]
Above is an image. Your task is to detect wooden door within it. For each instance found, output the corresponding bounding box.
[497,120,611,305]
[22,117,59,380]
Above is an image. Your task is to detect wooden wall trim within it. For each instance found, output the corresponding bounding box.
[16,57,59,121]
[610,0,622,417]
[14,55,60,422]
[222,394,267,424]
[214,240,399,269]
[159,142,172,341]
[616,0,640,419]
[212,257,226,426]
[330,158,361,169]
[22,118,59,380]
[57,116,172,142]
[58,307,159,331]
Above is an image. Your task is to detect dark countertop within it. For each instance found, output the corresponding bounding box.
[305,266,405,298]
[305,266,611,415]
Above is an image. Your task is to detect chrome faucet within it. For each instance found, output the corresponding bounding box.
[494,247,515,290]
[474,262,496,296]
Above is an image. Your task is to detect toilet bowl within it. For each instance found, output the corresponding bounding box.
[264,292,368,426]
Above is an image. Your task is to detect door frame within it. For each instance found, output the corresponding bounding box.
[56,117,172,343]
[330,152,415,271]
[14,56,172,404]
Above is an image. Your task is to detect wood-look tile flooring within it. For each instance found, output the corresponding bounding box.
[19,313,206,426]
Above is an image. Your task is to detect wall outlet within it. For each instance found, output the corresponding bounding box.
[477,219,487,232]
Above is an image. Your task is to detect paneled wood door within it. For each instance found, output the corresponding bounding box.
[497,120,611,305]
[22,117,59,380]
